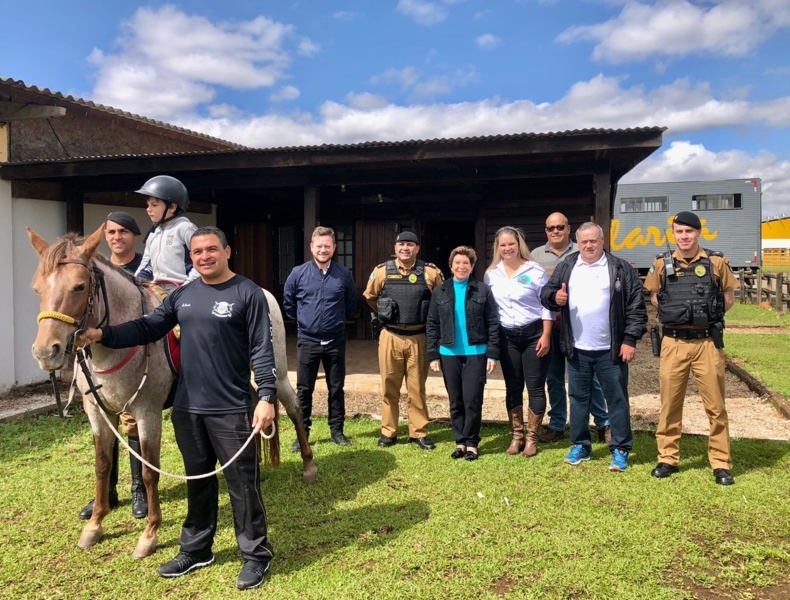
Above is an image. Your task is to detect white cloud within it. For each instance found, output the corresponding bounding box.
[370,66,477,100]
[88,6,313,120]
[474,10,493,20]
[298,37,321,56]
[475,34,501,49]
[332,11,358,20]
[557,0,790,64]
[623,141,790,217]
[207,103,243,118]
[396,0,448,25]
[270,85,301,102]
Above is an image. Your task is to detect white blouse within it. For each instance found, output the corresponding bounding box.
[484,261,554,328]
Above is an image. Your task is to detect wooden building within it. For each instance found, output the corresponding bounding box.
[2,125,665,341]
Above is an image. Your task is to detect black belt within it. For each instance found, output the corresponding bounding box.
[384,326,426,337]
[663,327,711,340]
[502,321,542,336]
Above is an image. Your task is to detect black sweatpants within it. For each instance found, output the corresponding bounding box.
[440,354,487,448]
[296,339,347,434]
[171,410,273,565]
[500,321,551,413]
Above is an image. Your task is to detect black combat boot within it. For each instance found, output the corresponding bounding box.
[78,438,119,520]
[128,436,148,519]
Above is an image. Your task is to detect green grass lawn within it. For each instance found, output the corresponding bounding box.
[726,304,790,328]
[2,414,790,600]
[725,333,790,398]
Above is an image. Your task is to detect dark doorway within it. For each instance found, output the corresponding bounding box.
[421,220,477,280]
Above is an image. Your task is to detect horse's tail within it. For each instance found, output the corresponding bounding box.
[262,400,281,469]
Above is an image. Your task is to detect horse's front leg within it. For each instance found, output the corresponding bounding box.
[133,415,162,559]
[277,379,318,485]
[78,405,117,550]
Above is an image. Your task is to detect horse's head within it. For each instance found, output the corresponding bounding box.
[28,225,105,371]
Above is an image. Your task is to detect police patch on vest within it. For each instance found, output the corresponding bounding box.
[516,274,531,285]
[408,273,418,283]
[387,274,403,279]
[695,265,706,277]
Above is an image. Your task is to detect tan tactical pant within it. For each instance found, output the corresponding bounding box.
[378,328,430,438]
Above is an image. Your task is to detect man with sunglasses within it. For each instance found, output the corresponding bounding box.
[531,213,611,444]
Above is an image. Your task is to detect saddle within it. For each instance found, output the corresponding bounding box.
[145,283,180,376]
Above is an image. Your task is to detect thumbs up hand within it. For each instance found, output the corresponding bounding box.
[555,282,568,307]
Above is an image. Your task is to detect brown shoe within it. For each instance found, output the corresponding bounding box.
[506,407,525,455]
[523,410,543,458]
[539,427,565,443]
[597,425,612,444]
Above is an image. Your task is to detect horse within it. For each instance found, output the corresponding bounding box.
[28,224,316,559]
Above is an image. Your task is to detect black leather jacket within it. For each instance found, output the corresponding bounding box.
[426,277,500,362]
[540,251,647,364]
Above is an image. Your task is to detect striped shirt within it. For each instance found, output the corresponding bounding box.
[529,242,578,278]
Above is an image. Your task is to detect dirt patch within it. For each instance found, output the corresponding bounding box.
[728,325,789,334]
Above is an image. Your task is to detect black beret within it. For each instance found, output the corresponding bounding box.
[106,211,142,236]
[672,211,702,230]
[396,231,420,244]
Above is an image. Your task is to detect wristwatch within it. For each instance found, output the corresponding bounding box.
[259,395,275,404]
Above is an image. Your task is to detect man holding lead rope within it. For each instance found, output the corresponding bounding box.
[83,226,277,591]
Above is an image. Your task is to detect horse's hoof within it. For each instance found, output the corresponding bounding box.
[77,526,104,549]
[133,534,158,559]
[302,464,318,485]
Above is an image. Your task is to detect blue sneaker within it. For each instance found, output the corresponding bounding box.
[609,449,629,472]
[563,444,591,465]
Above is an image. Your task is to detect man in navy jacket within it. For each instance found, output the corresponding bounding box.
[284,226,357,449]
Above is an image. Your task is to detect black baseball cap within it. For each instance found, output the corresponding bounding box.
[672,211,702,230]
[396,231,420,244]
[106,211,142,236]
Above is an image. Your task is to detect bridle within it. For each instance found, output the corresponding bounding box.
[37,258,110,354]
[37,256,150,418]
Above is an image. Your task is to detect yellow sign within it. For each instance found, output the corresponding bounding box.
[408,273,418,283]
[695,265,707,277]
[610,217,718,251]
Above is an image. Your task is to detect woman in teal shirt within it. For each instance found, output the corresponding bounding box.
[426,247,500,460]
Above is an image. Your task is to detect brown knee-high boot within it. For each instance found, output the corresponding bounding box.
[506,407,525,455]
[523,410,543,458]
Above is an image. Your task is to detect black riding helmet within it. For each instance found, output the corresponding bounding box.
[136,175,189,213]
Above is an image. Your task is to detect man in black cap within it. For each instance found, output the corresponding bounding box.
[105,211,143,274]
[363,230,443,449]
[77,211,147,521]
[644,210,738,485]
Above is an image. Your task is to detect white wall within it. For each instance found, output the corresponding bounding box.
[763,239,790,250]
[12,198,67,387]
[83,204,216,256]
[0,181,15,389]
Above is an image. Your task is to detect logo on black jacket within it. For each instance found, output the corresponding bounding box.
[212,301,234,318]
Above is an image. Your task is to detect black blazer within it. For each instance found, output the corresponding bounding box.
[426,277,500,362]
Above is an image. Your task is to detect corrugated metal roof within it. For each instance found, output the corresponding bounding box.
[0,77,244,149]
[5,126,666,165]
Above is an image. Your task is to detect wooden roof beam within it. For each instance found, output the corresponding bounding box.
[0,100,66,121]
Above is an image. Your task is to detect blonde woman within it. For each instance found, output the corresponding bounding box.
[484,227,553,457]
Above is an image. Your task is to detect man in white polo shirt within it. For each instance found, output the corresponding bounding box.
[540,222,647,472]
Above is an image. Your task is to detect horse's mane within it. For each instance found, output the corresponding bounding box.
[39,233,140,285]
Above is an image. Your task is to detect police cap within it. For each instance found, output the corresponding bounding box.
[396,231,420,244]
[672,211,702,230]
[106,211,142,236]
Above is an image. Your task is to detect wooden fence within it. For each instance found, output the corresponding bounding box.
[763,248,790,269]
[735,270,789,314]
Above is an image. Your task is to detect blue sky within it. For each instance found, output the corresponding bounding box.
[3,1,790,216]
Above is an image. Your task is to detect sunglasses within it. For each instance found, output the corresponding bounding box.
[545,225,567,232]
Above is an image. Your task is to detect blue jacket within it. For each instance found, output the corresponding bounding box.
[283,260,357,344]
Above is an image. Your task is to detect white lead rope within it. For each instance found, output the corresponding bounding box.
[94,403,276,480]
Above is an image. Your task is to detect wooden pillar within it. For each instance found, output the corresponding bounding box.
[475,204,487,282]
[593,170,611,250]
[303,186,320,261]
[778,272,785,316]
[756,270,764,304]
[64,185,84,235]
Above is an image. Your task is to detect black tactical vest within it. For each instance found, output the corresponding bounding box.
[657,251,725,327]
[378,260,432,325]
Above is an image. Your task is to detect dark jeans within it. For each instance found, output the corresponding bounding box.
[567,349,632,453]
[440,354,487,448]
[171,410,274,564]
[499,322,551,414]
[546,329,609,432]
[296,339,346,434]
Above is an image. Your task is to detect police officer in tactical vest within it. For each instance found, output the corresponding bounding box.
[363,231,444,450]
[644,211,738,485]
